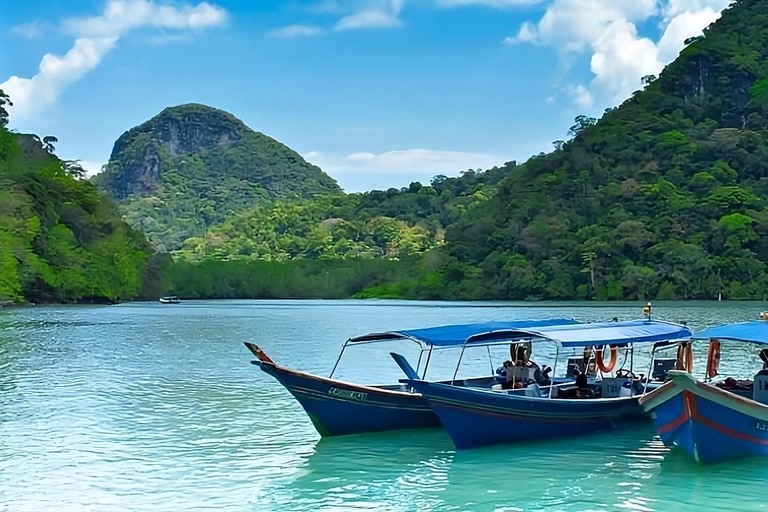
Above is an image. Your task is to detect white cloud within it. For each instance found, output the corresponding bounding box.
[63,0,227,37]
[504,21,537,44]
[10,21,48,39]
[507,0,732,108]
[336,10,402,30]
[268,24,326,38]
[78,160,108,177]
[663,0,733,19]
[334,0,405,30]
[656,7,723,62]
[1,0,227,123]
[304,148,505,175]
[438,0,542,7]
[567,84,593,108]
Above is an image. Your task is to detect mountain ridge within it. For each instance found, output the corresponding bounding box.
[96,103,341,251]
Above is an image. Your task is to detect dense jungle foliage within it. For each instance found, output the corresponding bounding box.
[7,0,768,303]
[0,90,152,303]
[95,104,341,252]
[162,0,768,302]
[419,0,768,301]
[177,165,509,262]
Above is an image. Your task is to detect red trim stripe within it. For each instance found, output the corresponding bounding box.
[657,391,691,435]
[688,392,768,446]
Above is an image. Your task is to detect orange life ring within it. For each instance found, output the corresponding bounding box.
[676,342,694,373]
[706,339,721,379]
[595,345,618,373]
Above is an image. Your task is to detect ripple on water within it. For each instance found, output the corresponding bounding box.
[3,301,768,511]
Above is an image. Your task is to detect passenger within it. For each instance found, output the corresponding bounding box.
[574,369,590,398]
[512,343,528,366]
[540,365,553,386]
[759,349,768,376]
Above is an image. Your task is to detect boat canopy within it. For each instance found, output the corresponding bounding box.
[693,321,768,345]
[347,318,580,347]
[465,319,692,348]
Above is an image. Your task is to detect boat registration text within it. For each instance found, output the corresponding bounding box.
[328,387,368,402]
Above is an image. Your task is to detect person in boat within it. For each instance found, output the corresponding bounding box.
[759,349,768,376]
[502,342,549,389]
[573,369,591,398]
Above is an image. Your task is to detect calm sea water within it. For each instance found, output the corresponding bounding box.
[1,300,768,511]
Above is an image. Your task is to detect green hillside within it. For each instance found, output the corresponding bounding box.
[0,90,152,303]
[433,0,768,301]
[177,165,510,262]
[158,0,768,301]
[96,103,341,251]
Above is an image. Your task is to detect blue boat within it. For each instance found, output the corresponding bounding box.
[640,317,768,464]
[391,318,692,449]
[245,318,579,437]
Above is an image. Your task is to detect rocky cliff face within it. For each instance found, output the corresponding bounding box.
[96,103,341,251]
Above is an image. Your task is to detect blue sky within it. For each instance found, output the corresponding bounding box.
[1,0,732,191]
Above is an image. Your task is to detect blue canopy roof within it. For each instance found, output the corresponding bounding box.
[466,319,692,348]
[348,318,580,347]
[693,321,768,345]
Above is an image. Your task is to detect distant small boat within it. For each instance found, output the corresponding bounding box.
[159,296,180,304]
[640,316,768,464]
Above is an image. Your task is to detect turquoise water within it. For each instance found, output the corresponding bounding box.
[1,300,768,511]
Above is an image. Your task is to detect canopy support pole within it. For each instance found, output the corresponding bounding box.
[644,345,656,394]
[421,346,434,380]
[630,343,635,396]
[329,340,349,379]
[415,349,424,375]
[452,346,467,384]
[549,345,560,399]
[487,346,494,375]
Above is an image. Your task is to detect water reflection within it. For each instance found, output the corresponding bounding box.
[2,301,768,511]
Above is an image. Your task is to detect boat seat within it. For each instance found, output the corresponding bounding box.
[753,373,768,404]
[525,383,542,398]
[507,365,536,382]
[601,378,632,398]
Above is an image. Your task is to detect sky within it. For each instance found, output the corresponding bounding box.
[1,0,734,191]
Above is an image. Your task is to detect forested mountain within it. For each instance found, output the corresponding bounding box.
[6,0,768,303]
[159,0,768,301]
[178,165,510,262]
[426,0,768,301]
[0,91,153,303]
[96,104,341,251]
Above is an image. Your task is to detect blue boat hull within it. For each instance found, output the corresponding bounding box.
[640,371,768,464]
[407,380,646,450]
[257,362,441,436]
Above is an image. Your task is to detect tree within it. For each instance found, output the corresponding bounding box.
[0,90,11,127]
[63,160,87,179]
[42,136,58,154]
[568,115,597,138]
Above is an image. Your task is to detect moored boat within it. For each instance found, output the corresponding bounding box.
[391,318,692,449]
[640,316,768,464]
[244,318,579,436]
[159,296,180,304]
